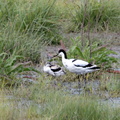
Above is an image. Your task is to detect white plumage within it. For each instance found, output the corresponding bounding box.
[43,63,65,76]
[55,49,100,75]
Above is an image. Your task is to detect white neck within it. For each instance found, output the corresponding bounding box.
[60,53,67,64]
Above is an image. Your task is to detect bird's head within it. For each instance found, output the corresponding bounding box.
[45,63,51,67]
[53,49,67,58]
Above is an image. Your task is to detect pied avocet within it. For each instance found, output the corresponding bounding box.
[54,49,100,75]
[53,49,100,92]
[43,62,65,77]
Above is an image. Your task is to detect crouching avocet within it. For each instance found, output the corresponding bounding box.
[43,62,65,77]
[53,49,100,92]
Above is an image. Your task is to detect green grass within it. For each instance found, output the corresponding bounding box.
[0,0,63,62]
[0,0,69,64]
[0,0,120,63]
[99,73,120,97]
[68,0,120,32]
[0,0,120,119]
[0,78,120,120]
[53,97,120,120]
[0,0,61,41]
[0,27,45,62]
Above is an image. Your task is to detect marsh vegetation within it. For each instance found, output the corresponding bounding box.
[0,0,120,119]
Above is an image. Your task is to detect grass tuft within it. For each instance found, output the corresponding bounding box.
[70,0,120,31]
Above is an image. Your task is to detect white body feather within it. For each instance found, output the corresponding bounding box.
[59,51,100,75]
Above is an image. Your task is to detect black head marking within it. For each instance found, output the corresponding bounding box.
[58,49,67,59]
[58,49,66,53]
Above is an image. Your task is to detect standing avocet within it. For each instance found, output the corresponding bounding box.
[54,49,100,74]
[43,62,65,77]
[53,49,100,92]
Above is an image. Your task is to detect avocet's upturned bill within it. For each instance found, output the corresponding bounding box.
[43,62,65,76]
[54,49,100,75]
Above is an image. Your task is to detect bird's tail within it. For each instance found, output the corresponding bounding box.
[90,65,100,70]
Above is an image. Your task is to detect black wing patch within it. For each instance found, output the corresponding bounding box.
[82,63,93,68]
[72,59,77,62]
[51,67,61,72]
[74,63,93,68]
[74,64,82,67]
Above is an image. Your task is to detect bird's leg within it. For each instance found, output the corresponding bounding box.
[69,81,71,91]
[78,75,81,94]
[83,74,87,89]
